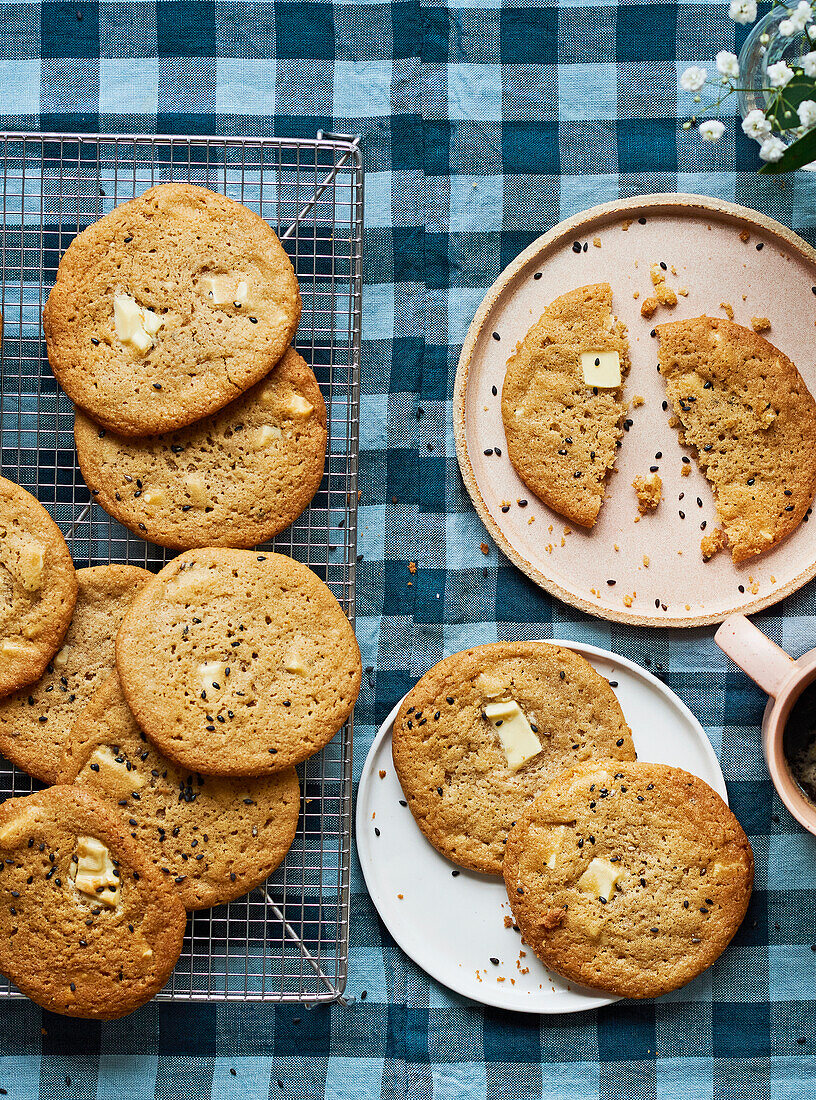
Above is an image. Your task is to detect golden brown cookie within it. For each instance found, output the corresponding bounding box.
[0,785,186,1018]
[0,565,151,783]
[0,477,77,700]
[58,671,301,910]
[74,349,326,549]
[116,549,361,776]
[391,642,635,875]
[501,284,631,527]
[504,761,753,999]
[43,183,301,436]
[656,316,816,562]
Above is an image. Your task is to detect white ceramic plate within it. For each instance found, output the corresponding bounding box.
[454,193,816,627]
[356,641,727,1014]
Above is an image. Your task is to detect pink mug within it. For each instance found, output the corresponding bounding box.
[715,613,816,834]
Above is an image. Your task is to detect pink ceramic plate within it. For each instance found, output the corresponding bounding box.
[454,193,816,627]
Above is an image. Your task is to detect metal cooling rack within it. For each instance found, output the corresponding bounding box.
[0,132,363,1003]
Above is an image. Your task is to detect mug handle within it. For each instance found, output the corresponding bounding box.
[714,613,796,698]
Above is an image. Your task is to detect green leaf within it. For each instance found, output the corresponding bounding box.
[766,75,816,131]
[759,126,816,173]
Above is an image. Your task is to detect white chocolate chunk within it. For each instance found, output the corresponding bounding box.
[78,746,144,798]
[541,825,568,869]
[568,769,613,797]
[164,564,212,601]
[18,542,45,593]
[577,857,624,902]
[580,350,621,389]
[52,645,71,669]
[184,474,208,509]
[198,661,226,699]
[252,424,283,450]
[285,394,314,418]
[113,293,164,356]
[476,671,506,699]
[483,699,541,771]
[201,274,249,307]
[0,638,30,659]
[284,641,308,675]
[141,488,165,507]
[70,836,121,908]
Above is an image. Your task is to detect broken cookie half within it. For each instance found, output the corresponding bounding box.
[501,283,631,528]
[656,316,816,563]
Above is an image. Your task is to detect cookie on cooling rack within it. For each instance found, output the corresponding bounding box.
[503,761,754,999]
[115,549,362,776]
[657,316,816,562]
[501,283,631,528]
[58,671,300,911]
[74,348,327,549]
[0,476,77,701]
[0,785,186,1019]
[391,642,635,875]
[0,565,151,784]
[43,183,301,437]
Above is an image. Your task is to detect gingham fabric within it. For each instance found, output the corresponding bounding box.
[2,1,816,1097]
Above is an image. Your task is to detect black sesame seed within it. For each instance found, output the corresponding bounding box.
[756,242,764,250]
[491,385,497,396]
[572,241,582,253]
[495,447,502,457]
[534,271,542,279]
[492,331,501,341]
[91,337,100,346]
[249,316,258,323]
[607,579,616,586]
[483,448,493,456]
[374,827,380,837]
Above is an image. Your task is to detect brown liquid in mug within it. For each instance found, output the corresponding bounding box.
[783,680,816,805]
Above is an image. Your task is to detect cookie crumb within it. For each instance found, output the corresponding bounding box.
[622,219,632,231]
[739,229,750,243]
[633,290,640,300]
[701,527,728,561]
[593,237,602,248]
[408,561,417,574]
[656,284,677,307]
[631,394,645,408]
[480,543,489,555]
[378,769,386,779]
[719,301,734,320]
[650,264,665,287]
[751,316,771,333]
[632,472,662,514]
[678,286,689,297]
[640,297,659,318]
[623,594,634,608]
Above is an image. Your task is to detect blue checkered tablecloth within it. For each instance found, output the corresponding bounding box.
[3,1,816,1096]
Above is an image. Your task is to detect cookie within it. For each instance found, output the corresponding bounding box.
[58,671,300,910]
[0,477,78,700]
[43,183,301,436]
[501,284,631,528]
[116,549,361,776]
[74,348,326,549]
[0,785,186,1018]
[504,761,753,999]
[0,565,151,784]
[391,642,636,875]
[656,316,816,562]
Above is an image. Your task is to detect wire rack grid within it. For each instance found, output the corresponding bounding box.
[0,131,364,1003]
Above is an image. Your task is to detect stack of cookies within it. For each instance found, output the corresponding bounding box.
[392,642,753,999]
[44,182,328,550]
[0,186,363,1019]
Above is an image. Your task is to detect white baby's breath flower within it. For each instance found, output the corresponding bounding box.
[804,50,816,74]
[699,119,726,141]
[809,24,816,38]
[716,50,740,78]
[779,18,796,35]
[742,109,772,140]
[759,135,787,162]
[768,60,795,86]
[680,65,708,92]
[793,1,813,28]
[798,99,816,128]
[729,0,757,23]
